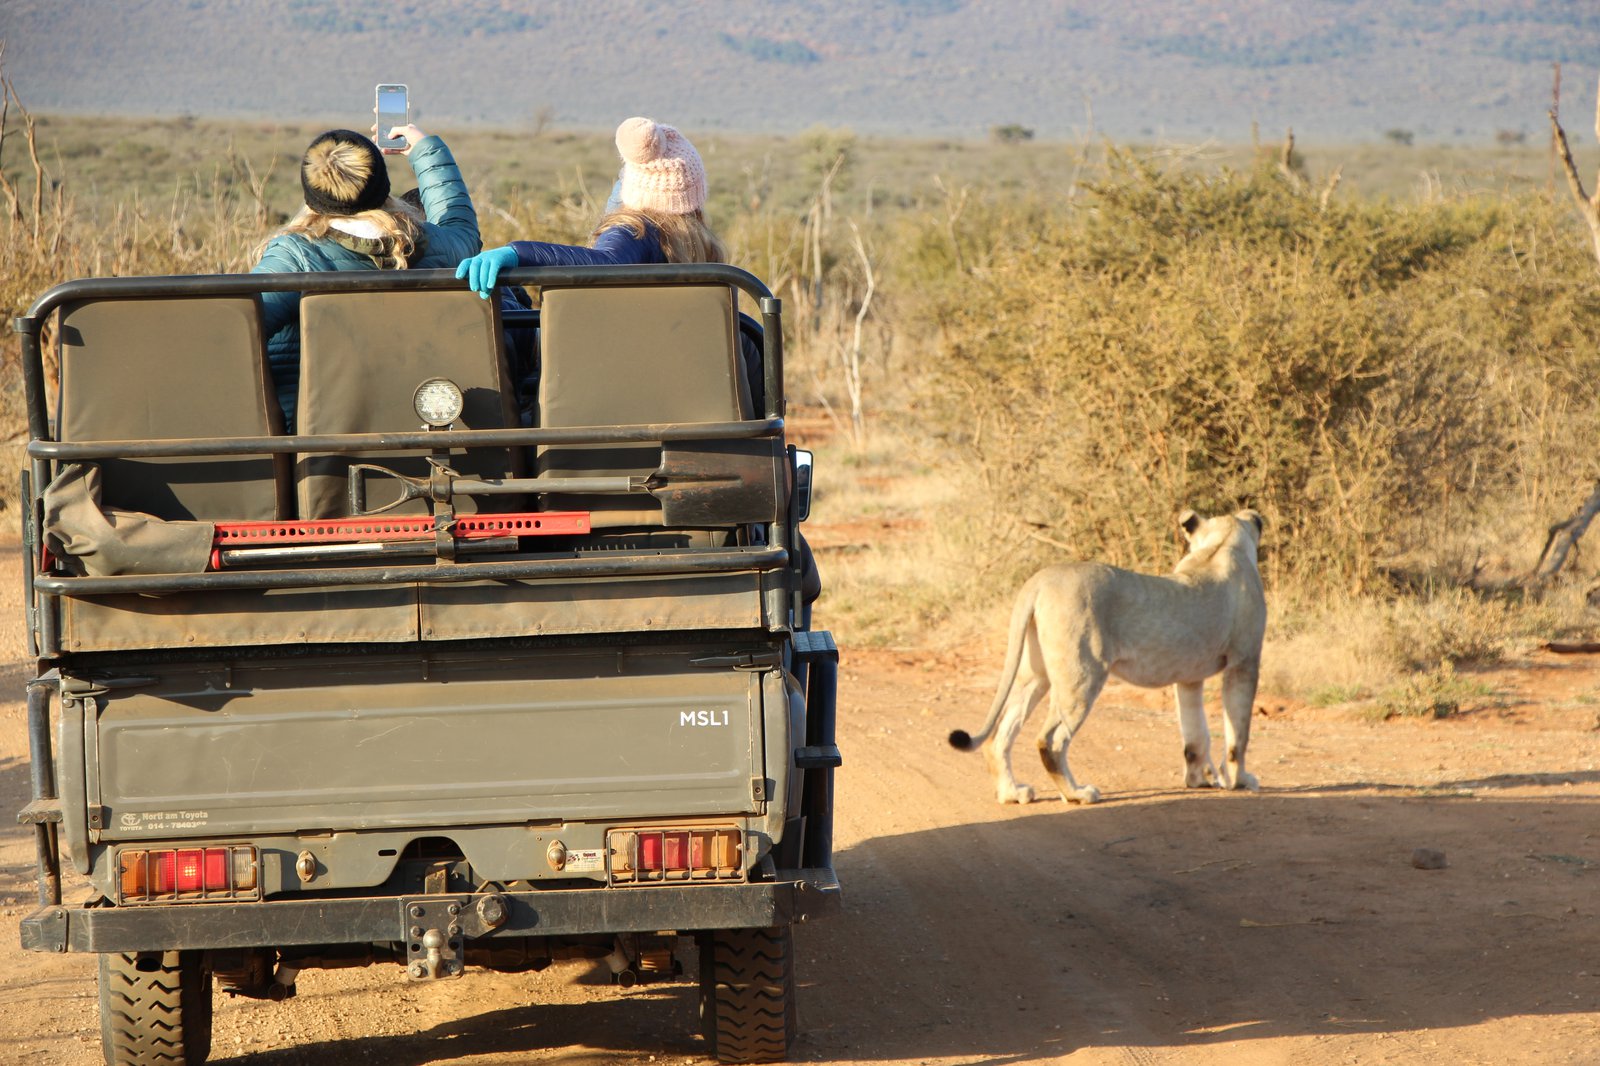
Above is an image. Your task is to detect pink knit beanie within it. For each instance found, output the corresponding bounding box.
[615,117,707,215]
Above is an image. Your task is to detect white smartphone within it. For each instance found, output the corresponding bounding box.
[375,84,409,149]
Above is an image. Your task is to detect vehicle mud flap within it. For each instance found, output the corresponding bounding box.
[777,816,805,870]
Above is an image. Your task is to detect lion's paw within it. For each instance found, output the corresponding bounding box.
[1001,783,1036,805]
[1184,764,1219,789]
[1222,769,1260,792]
[1067,784,1101,805]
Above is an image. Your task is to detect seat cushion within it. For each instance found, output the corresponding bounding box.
[57,295,288,521]
[295,289,519,518]
[537,284,748,526]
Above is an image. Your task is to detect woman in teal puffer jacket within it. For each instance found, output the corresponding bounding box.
[250,124,480,430]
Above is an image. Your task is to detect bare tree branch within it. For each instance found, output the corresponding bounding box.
[1549,76,1600,268]
[841,219,876,444]
[1278,127,1304,189]
[1528,480,1600,588]
[0,41,23,223]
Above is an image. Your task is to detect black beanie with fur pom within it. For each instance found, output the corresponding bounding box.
[300,129,391,216]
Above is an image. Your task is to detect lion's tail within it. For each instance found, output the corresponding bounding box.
[948,576,1037,752]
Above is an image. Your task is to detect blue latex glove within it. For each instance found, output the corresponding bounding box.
[455,245,519,299]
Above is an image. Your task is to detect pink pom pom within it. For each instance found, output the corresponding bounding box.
[615,117,662,163]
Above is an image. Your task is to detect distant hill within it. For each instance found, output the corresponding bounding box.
[1,0,1596,143]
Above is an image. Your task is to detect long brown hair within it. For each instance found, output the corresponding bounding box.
[594,208,726,264]
[256,196,426,267]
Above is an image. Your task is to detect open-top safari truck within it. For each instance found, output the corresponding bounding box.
[12,263,840,1065]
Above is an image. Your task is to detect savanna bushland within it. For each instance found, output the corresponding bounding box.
[3,97,1598,715]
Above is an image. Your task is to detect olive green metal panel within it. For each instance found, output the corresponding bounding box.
[93,652,764,838]
[59,584,420,652]
[420,572,767,640]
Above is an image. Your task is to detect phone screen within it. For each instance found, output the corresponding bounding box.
[376,86,408,146]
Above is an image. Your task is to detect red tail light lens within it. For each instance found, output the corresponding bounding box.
[663,832,689,869]
[175,850,204,892]
[639,834,662,871]
[115,846,261,905]
[203,849,230,890]
[151,852,176,894]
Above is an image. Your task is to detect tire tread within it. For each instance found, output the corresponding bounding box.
[700,926,797,1064]
[98,951,212,1066]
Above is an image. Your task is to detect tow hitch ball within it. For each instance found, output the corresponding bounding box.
[400,893,510,980]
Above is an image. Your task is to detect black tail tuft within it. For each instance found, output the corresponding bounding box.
[949,729,974,750]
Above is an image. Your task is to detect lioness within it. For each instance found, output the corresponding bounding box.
[949,509,1266,805]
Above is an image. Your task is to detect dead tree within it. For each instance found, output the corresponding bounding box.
[1548,72,1600,269]
[1528,481,1600,589]
[1534,76,1600,592]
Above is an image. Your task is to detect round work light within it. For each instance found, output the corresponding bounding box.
[413,377,465,427]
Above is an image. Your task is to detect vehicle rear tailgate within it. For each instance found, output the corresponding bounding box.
[88,650,766,839]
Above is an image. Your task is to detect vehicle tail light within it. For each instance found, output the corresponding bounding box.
[151,852,176,895]
[115,846,261,905]
[663,832,688,869]
[231,848,258,891]
[608,828,742,885]
[118,851,146,899]
[175,850,204,892]
[204,848,228,890]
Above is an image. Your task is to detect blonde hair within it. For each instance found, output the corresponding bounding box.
[594,208,726,264]
[256,196,425,267]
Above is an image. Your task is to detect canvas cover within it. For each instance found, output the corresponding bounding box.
[536,284,752,527]
[295,289,520,518]
[42,462,214,577]
[56,295,290,521]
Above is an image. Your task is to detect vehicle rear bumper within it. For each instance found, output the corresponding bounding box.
[19,868,841,954]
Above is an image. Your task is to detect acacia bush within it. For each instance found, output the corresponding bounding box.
[926,152,1600,597]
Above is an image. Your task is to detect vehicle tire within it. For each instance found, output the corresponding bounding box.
[698,925,797,1064]
[98,950,213,1066]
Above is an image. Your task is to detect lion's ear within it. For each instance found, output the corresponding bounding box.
[1179,509,1201,537]
[1237,509,1264,537]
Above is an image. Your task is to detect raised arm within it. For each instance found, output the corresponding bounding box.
[401,130,481,262]
[456,224,664,297]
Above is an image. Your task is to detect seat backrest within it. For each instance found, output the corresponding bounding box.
[295,289,520,518]
[56,295,290,521]
[537,284,753,528]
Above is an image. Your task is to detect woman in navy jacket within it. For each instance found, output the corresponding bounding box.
[457,118,820,619]
[456,117,722,289]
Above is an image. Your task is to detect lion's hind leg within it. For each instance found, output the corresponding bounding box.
[1175,680,1219,788]
[1036,667,1106,805]
[989,673,1046,804]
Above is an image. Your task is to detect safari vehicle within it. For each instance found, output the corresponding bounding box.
[13,263,840,1065]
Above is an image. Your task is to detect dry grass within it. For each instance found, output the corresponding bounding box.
[1261,580,1595,705]
[4,102,1599,696]
[799,421,993,649]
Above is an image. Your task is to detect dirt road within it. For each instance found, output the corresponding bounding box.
[4,542,1600,1065]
